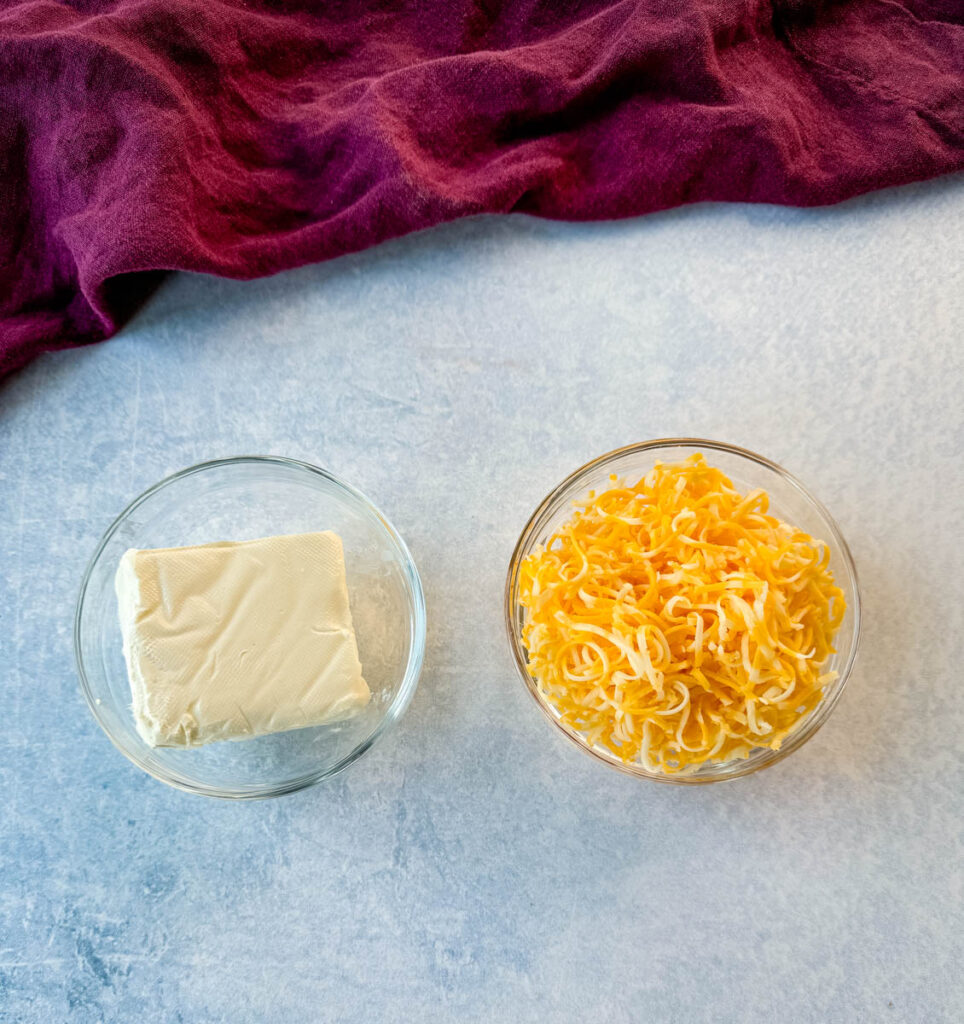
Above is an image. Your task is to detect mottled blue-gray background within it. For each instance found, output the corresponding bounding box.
[2,178,963,1023]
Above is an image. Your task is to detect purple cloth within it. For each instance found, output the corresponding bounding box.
[2,0,963,379]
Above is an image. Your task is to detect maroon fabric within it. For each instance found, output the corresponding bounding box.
[2,1,963,379]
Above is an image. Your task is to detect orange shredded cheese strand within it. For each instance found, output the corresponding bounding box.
[518,453,845,773]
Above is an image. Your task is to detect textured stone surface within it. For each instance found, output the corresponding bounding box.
[2,178,963,1023]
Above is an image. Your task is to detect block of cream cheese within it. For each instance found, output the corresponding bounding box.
[115,531,370,747]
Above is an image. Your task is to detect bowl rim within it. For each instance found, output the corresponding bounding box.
[74,454,427,799]
[504,438,861,785]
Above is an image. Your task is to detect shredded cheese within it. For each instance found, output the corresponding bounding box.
[518,454,845,773]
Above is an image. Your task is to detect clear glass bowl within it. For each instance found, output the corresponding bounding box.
[75,456,426,799]
[505,439,860,784]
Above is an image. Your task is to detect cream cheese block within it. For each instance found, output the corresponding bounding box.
[115,531,371,747]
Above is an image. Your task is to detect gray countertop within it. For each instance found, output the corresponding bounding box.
[2,177,962,1023]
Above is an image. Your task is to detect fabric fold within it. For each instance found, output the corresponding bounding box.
[1,0,962,379]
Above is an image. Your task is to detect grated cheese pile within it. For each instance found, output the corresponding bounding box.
[518,454,845,773]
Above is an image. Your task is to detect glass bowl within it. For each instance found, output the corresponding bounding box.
[75,456,426,799]
[505,439,860,784]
